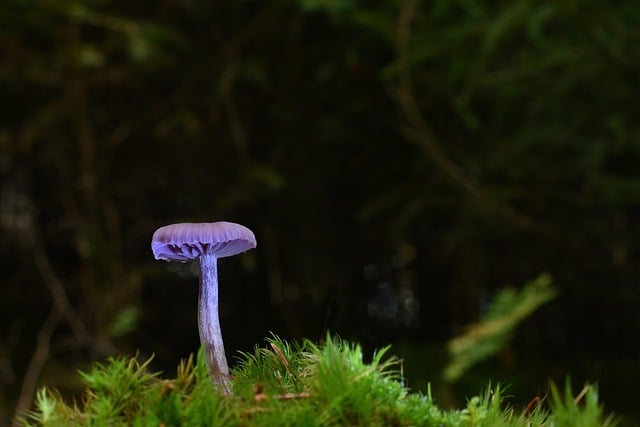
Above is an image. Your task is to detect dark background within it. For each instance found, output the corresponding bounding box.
[2,0,639,425]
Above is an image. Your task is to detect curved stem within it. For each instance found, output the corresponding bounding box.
[198,254,231,394]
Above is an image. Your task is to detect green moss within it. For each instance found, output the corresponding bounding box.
[18,334,616,427]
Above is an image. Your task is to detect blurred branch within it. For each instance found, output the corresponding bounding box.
[394,1,554,239]
[11,216,119,424]
[12,307,60,427]
[220,63,249,165]
[444,274,557,382]
[12,228,122,417]
[27,227,90,343]
[26,222,119,355]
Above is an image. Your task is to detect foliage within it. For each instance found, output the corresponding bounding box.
[444,274,557,382]
[18,335,616,427]
[2,0,640,423]
[548,380,618,427]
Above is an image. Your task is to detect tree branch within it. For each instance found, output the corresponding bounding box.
[394,1,555,239]
[12,306,60,426]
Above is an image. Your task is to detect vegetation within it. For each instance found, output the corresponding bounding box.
[19,335,616,427]
[444,274,557,383]
[2,0,639,424]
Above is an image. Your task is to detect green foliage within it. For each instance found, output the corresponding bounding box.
[445,274,557,382]
[78,355,159,423]
[108,306,139,338]
[2,0,640,423]
[19,334,615,427]
[548,381,619,427]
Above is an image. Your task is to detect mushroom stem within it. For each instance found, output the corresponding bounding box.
[198,254,231,394]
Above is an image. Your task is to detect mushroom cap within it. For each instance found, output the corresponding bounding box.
[151,221,257,262]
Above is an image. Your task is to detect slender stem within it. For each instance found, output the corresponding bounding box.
[13,306,61,426]
[198,254,231,394]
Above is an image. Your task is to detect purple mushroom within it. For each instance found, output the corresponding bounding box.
[151,221,257,394]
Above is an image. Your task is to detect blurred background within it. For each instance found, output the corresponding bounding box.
[1,0,639,425]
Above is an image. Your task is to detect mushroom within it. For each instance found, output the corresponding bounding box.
[151,221,257,394]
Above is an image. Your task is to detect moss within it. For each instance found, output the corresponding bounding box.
[18,334,616,427]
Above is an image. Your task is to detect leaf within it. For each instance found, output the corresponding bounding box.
[444,274,557,382]
[108,306,139,338]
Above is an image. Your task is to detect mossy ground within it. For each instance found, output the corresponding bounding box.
[19,334,617,426]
